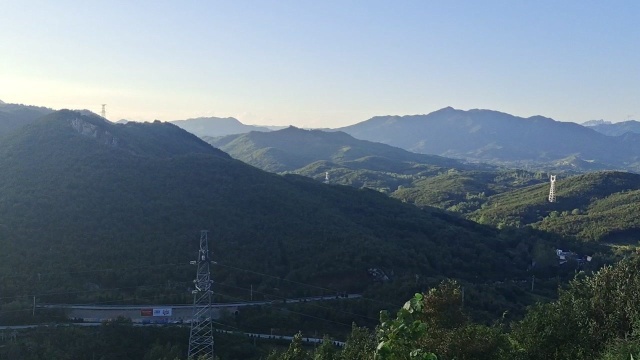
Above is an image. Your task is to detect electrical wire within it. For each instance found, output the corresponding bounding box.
[0,261,192,281]
[214,281,379,323]
[213,290,353,329]
[213,262,400,308]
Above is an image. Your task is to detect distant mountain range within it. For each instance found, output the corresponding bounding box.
[206,126,466,173]
[3,101,639,173]
[582,119,640,136]
[170,116,273,137]
[337,107,640,172]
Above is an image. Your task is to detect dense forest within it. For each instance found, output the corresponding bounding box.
[205,127,552,210]
[0,111,603,323]
[3,254,640,359]
[205,125,640,245]
[471,171,640,242]
[0,108,638,359]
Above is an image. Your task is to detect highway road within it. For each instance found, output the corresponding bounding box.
[37,294,362,323]
[0,323,346,347]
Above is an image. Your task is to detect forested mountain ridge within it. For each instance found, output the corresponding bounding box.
[0,109,229,159]
[392,169,547,211]
[0,109,572,310]
[0,101,54,137]
[337,107,640,171]
[205,126,466,172]
[470,171,640,242]
[205,127,549,211]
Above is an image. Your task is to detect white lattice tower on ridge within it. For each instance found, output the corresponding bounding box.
[548,175,557,203]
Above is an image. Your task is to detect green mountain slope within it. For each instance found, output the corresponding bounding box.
[393,169,546,211]
[470,171,640,241]
[205,126,463,173]
[205,127,548,210]
[0,110,562,307]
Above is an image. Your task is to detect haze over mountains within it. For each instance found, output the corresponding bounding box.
[156,104,640,173]
[206,126,467,173]
[582,119,640,136]
[337,107,640,172]
[205,127,548,212]
[170,116,274,137]
[0,101,54,136]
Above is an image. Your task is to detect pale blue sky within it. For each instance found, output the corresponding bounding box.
[1,1,638,127]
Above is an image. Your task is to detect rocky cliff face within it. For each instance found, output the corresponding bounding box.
[69,117,119,147]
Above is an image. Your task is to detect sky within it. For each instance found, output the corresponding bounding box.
[1,1,638,128]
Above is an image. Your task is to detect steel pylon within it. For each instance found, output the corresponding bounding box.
[188,230,215,360]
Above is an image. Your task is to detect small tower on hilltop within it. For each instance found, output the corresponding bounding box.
[101,104,107,119]
[548,175,557,203]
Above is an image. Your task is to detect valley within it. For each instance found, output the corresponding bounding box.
[0,103,638,359]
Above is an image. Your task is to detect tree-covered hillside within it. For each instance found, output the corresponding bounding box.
[205,126,464,173]
[0,101,53,137]
[205,127,549,210]
[0,110,582,312]
[392,169,546,211]
[470,171,640,242]
[7,255,640,360]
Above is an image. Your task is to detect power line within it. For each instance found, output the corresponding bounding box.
[213,262,400,308]
[2,258,397,309]
[0,261,191,281]
[0,280,192,302]
[214,281,378,323]
[213,290,353,330]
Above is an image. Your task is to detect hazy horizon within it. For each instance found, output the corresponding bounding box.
[0,99,635,128]
[2,1,637,127]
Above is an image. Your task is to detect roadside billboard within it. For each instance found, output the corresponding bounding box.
[141,308,172,317]
[152,308,172,317]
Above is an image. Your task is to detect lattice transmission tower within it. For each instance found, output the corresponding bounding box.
[548,175,557,203]
[188,230,215,360]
